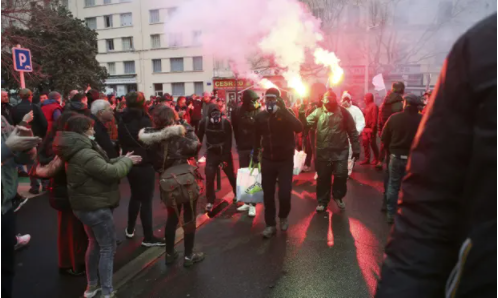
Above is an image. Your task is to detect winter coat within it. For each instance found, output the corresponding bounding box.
[197,104,233,157]
[1,116,36,214]
[364,95,379,133]
[64,101,90,116]
[117,108,153,166]
[380,106,422,156]
[344,105,365,135]
[375,14,497,298]
[12,98,48,138]
[232,103,260,151]
[138,123,200,173]
[254,107,303,161]
[2,102,14,125]
[378,92,404,132]
[41,99,63,133]
[53,131,133,211]
[301,106,360,161]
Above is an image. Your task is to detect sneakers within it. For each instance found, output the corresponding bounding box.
[83,285,101,298]
[184,252,205,267]
[334,199,346,210]
[262,226,277,239]
[13,196,28,213]
[280,218,289,231]
[386,213,394,224]
[28,187,40,195]
[103,292,117,298]
[359,159,370,165]
[316,204,326,212]
[125,228,135,239]
[198,156,206,163]
[14,234,30,250]
[237,204,250,212]
[205,203,213,212]
[248,205,256,217]
[314,172,318,180]
[165,251,179,264]
[141,236,166,247]
[302,165,312,172]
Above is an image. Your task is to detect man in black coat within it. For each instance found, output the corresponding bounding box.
[197,103,236,212]
[380,94,423,223]
[376,14,496,298]
[254,88,303,238]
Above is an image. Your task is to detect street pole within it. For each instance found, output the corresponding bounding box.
[16,44,25,88]
[234,73,238,106]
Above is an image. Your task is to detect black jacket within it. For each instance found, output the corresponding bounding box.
[12,99,48,138]
[380,106,422,156]
[117,108,153,166]
[378,92,404,132]
[376,14,496,298]
[64,101,91,116]
[254,108,303,161]
[232,104,260,151]
[90,114,118,159]
[301,106,360,161]
[197,104,233,157]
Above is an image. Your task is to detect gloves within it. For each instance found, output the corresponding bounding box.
[276,97,286,109]
[352,152,360,161]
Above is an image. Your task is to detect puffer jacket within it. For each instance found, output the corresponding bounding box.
[375,14,496,298]
[138,122,200,172]
[53,131,133,211]
[301,106,360,161]
[378,92,404,132]
[232,103,260,151]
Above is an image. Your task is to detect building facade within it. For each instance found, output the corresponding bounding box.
[66,0,214,98]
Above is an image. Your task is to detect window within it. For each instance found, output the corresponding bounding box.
[194,82,204,95]
[122,37,133,51]
[124,61,135,74]
[192,30,202,46]
[104,15,113,28]
[104,0,111,4]
[106,39,114,51]
[193,56,203,71]
[152,59,162,73]
[151,34,161,48]
[85,17,97,30]
[120,13,132,26]
[85,0,95,7]
[150,9,160,23]
[107,62,116,75]
[169,33,182,47]
[171,83,185,97]
[154,84,163,96]
[170,58,184,72]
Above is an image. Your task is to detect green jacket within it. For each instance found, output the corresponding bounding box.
[53,131,133,211]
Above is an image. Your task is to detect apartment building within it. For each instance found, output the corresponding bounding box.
[66,0,213,98]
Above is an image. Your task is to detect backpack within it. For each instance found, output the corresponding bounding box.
[204,116,226,152]
[159,143,202,231]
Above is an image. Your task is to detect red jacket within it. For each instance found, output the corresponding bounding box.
[363,94,378,132]
[41,101,63,133]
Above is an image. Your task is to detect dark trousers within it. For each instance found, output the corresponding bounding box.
[127,165,155,240]
[165,201,197,256]
[58,210,87,271]
[1,209,16,298]
[386,155,407,216]
[238,149,252,169]
[304,132,313,167]
[362,131,379,162]
[191,119,200,135]
[383,154,391,205]
[316,159,348,205]
[261,158,294,227]
[205,152,236,204]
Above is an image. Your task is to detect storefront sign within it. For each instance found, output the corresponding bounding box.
[213,78,253,90]
[105,77,137,85]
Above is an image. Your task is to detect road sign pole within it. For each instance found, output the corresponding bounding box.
[16,44,25,88]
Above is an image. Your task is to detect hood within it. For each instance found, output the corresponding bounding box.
[365,93,374,104]
[138,125,185,145]
[53,131,92,161]
[121,107,147,123]
[41,99,60,107]
[68,101,88,111]
[206,103,220,117]
[385,92,404,105]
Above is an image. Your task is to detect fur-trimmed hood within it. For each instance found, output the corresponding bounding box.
[138,125,186,145]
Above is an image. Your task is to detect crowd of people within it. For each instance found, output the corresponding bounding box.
[1,13,495,298]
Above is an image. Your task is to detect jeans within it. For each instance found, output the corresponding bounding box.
[74,208,116,296]
[206,153,237,204]
[386,155,407,216]
[362,130,379,162]
[165,201,197,256]
[127,165,155,240]
[1,209,16,298]
[261,158,294,227]
[316,159,348,205]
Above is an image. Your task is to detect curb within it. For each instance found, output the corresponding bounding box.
[114,192,234,290]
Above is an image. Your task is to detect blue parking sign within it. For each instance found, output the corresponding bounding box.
[12,48,32,72]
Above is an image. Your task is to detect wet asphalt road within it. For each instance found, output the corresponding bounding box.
[117,165,390,298]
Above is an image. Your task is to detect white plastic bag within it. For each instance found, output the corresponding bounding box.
[293,150,307,175]
[236,167,264,204]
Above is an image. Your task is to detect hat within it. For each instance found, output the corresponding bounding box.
[265,88,281,99]
[48,91,61,101]
[403,93,423,106]
[341,91,352,101]
[242,90,259,103]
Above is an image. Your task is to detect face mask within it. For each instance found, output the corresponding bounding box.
[88,135,95,141]
[252,100,261,110]
[210,111,222,124]
[266,101,279,114]
[323,97,338,112]
[341,99,351,108]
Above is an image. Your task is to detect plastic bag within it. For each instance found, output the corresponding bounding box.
[236,165,264,204]
[293,150,307,175]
